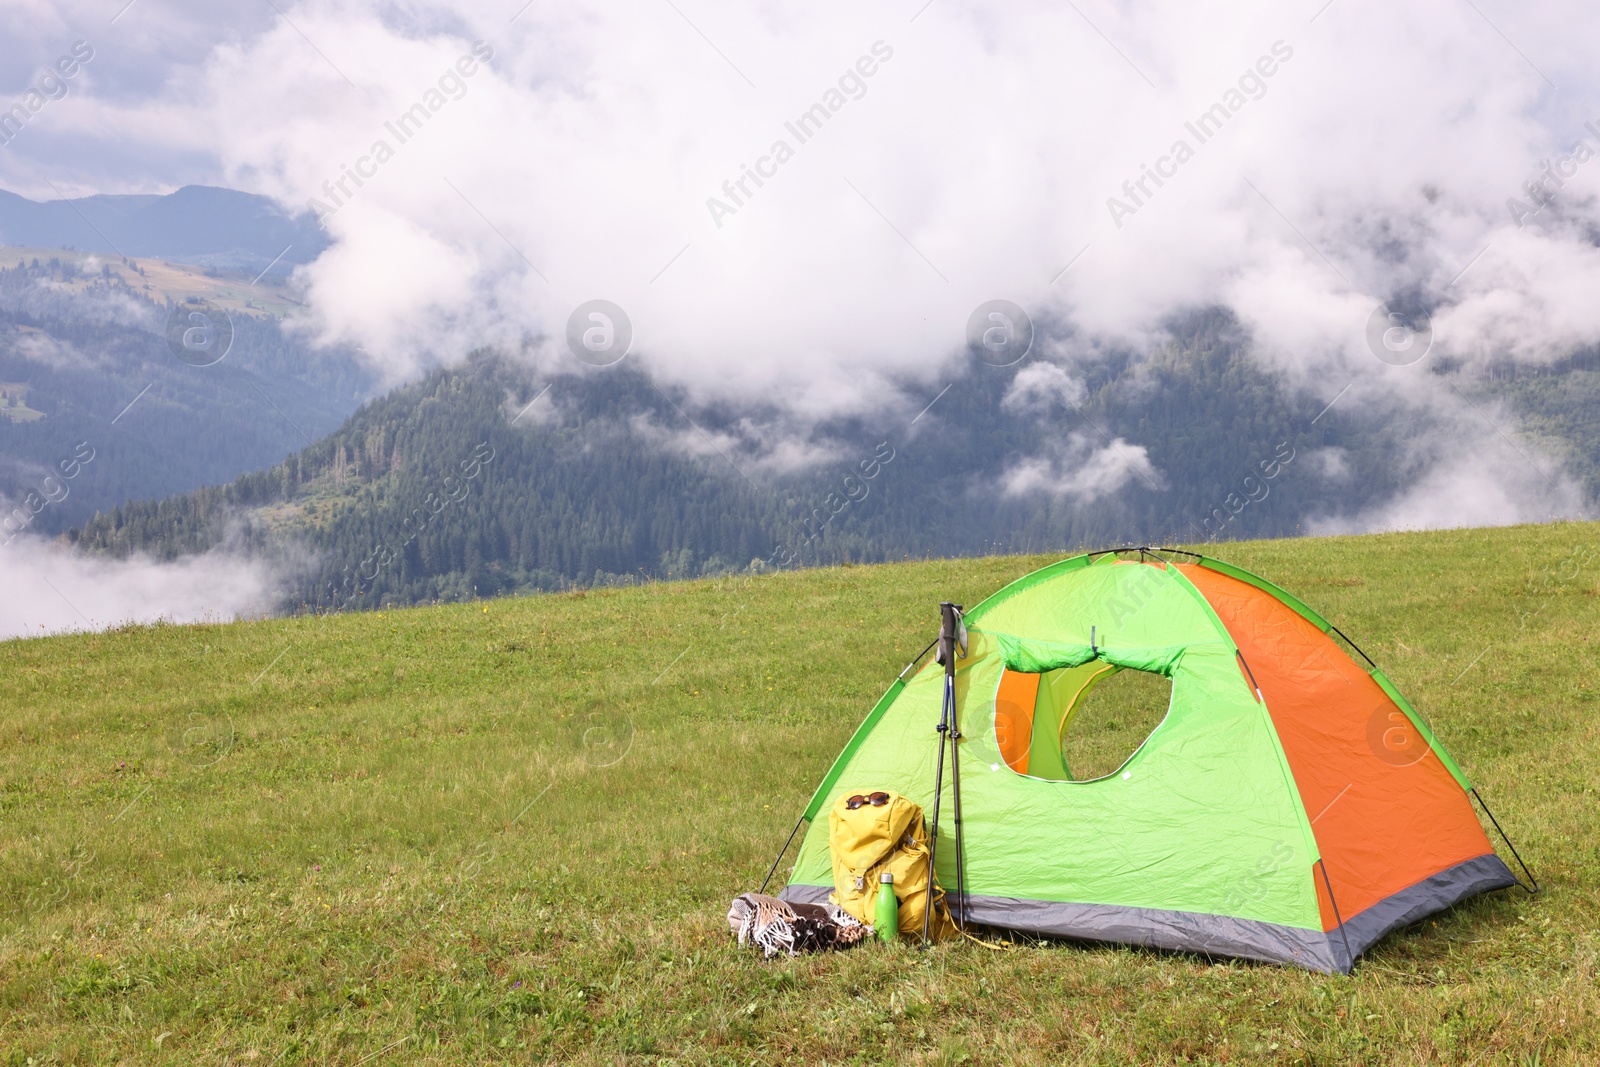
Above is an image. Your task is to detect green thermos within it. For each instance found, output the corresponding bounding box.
[876,872,899,942]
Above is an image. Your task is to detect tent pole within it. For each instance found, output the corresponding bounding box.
[899,637,939,681]
[1316,859,1355,974]
[1471,788,1539,893]
[758,814,809,896]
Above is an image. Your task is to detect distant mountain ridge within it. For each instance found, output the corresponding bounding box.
[42,305,1600,614]
[0,185,329,275]
[0,255,374,532]
[73,318,1429,612]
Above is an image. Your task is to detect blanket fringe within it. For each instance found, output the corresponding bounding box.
[727,893,871,958]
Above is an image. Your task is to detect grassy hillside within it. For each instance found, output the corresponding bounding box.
[0,246,304,317]
[3,523,1599,1065]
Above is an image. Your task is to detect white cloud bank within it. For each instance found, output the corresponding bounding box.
[8,0,1595,402]
[1310,413,1590,535]
[0,536,278,642]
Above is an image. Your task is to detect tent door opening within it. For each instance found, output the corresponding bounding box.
[995,661,1172,781]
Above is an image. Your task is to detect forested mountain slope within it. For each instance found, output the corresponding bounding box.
[0,255,373,534]
[76,311,1469,611]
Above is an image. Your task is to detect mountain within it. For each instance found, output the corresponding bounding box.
[5,185,1585,609]
[0,185,329,276]
[74,311,1460,611]
[0,253,374,535]
[1489,356,1600,502]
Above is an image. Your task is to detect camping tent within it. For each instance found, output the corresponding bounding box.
[772,548,1531,973]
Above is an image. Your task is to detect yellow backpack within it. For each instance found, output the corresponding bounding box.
[827,791,956,941]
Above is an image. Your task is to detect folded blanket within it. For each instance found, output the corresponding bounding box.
[727,892,871,958]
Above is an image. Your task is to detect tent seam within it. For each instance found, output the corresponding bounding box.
[1192,554,1473,794]
[1166,564,1324,873]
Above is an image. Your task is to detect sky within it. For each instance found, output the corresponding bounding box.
[1,0,1597,633]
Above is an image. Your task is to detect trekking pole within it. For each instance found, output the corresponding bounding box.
[921,603,958,948]
[945,603,967,934]
[947,666,966,932]
[922,677,949,948]
[923,602,965,946]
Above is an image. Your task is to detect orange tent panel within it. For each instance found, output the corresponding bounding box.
[995,668,1040,774]
[1179,564,1499,928]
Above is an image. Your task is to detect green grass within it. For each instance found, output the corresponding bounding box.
[1061,667,1174,782]
[3,523,1599,1065]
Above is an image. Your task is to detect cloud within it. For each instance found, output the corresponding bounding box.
[1311,454,1584,534]
[1308,412,1588,534]
[11,329,93,369]
[9,2,1585,385]
[5,0,1600,529]
[624,410,847,477]
[999,432,1159,503]
[1001,360,1087,416]
[0,535,280,641]
[1303,446,1351,484]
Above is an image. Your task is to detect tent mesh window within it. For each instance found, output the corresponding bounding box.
[995,663,1173,781]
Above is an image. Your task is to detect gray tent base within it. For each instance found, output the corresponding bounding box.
[780,853,1516,974]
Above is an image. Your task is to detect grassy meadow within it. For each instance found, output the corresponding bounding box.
[3,523,1599,1065]
[0,246,300,318]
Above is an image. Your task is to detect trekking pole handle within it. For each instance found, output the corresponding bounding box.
[936,602,965,667]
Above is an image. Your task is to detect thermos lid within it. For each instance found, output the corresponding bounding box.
[880,872,894,883]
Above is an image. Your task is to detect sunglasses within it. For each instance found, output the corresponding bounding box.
[846,792,891,810]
